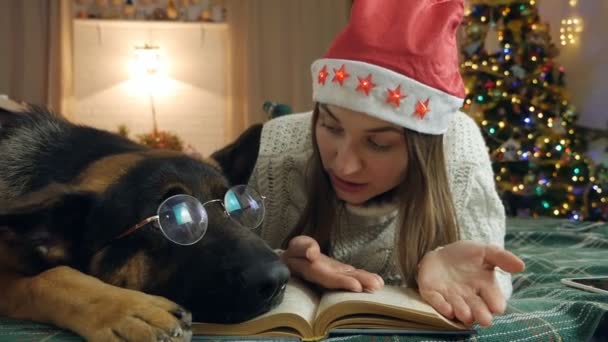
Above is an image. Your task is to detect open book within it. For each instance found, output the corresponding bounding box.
[192,278,473,341]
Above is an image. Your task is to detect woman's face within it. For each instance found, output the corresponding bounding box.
[315,104,408,205]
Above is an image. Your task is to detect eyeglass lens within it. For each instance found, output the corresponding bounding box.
[156,186,265,245]
[157,194,208,245]
[223,185,265,229]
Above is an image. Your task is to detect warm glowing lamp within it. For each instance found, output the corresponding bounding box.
[126,44,183,151]
[133,44,162,134]
[134,44,161,76]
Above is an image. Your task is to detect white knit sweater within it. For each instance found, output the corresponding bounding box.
[248,111,512,298]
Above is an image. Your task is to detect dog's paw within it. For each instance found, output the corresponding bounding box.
[83,287,192,342]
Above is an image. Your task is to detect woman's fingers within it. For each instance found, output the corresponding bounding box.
[286,235,321,261]
[285,252,362,292]
[322,257,383,291]
[325,273,364,292]
[420,290,454,319]
[284,236,384,293]
[372,273,385,289]
[305,243,321,261]
[484,245,526,273]
[446,294,473,325]
[290,258,362,291]
[441,289,496,327]
[350,269,384,292]
[464,294,493,327]
[479,285,506,314]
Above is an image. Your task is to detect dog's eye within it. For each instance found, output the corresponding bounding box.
[217,187,230,199]
[161,186,190,202]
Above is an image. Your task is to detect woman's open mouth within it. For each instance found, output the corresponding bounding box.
[330,173,368,193]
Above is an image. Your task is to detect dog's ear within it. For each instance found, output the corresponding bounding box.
[0,183,96,235]
[0,184,97,273]
[210,123,263,185]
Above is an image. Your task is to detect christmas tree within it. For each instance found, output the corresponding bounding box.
[460,0,607,221]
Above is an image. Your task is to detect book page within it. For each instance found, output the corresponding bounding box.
[318,286,437,317]
[314,285,465,334]
[266,277,321,324]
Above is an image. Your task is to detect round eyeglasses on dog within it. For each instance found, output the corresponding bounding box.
[116,185,265,245]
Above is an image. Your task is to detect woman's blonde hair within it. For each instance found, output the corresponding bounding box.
[282,103,460,287]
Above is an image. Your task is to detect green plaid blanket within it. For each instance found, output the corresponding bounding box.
[1,218,606,341]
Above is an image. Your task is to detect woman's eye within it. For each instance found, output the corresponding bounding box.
[321,123,342,134]
[368,139,392,151]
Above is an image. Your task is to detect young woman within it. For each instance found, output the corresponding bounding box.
[247,0,525,327]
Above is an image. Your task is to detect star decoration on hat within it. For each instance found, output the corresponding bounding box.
[386,85,407,107]
[318,65,329,85]
[414,98,430,119]
[356,74,376,96]
[332,65,350,86]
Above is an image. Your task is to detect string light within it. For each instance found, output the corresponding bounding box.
[560,0,583,47]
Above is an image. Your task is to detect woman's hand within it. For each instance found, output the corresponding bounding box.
[417,240,525,327]
[282,235,384,292]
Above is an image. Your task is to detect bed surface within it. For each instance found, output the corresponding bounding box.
[1,218,607,341]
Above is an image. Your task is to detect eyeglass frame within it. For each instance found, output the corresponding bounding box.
[115,186,266,245]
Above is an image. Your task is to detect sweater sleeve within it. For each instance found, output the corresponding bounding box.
[247,112,313,249]
[446,113,513,299]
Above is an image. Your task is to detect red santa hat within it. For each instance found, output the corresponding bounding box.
[311,0,466,135]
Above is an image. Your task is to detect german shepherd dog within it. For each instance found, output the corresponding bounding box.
[0,101,288,341]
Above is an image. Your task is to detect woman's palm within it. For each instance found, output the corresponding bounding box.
[417,241,525,327]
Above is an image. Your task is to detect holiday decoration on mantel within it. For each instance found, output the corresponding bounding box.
[73,0,227,22]
[460,0,606,221]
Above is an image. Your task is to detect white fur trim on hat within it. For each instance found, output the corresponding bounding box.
[311,59,464,135]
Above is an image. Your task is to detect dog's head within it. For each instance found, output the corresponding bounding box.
[0,113,288,323]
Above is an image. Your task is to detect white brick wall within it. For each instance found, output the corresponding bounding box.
[73,19,230,156]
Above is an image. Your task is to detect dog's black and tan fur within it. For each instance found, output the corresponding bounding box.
[0,102,287,341]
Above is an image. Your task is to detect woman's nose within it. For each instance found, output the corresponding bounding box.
[335,144,363,175]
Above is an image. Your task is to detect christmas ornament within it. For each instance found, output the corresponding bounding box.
[166,0,179,20]
[484,19,502,55]
[549,117,567,136]
[510,65,527,79]
[123,0,136,19]
[496,138,521,162]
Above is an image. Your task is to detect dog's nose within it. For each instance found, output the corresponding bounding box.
[239,260,290,302]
